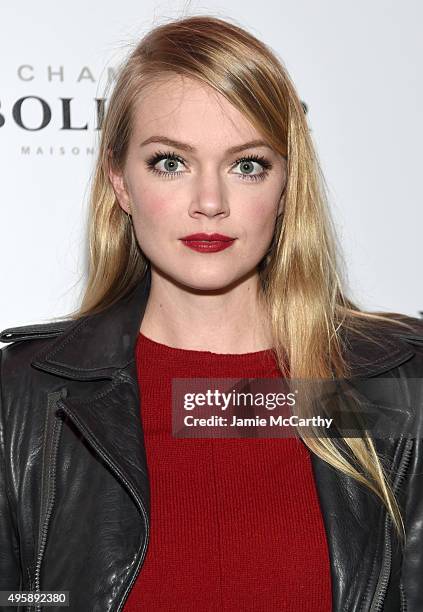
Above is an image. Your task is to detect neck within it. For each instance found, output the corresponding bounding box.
[139,265,273,354]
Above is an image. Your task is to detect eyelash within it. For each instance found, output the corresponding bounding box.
[145,150,273,182]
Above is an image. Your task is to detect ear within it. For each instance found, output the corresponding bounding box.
[107,149,131,214]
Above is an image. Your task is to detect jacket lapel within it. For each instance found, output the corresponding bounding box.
[310,450,380,611]
[55,362,150,520]
[30,270,154,514]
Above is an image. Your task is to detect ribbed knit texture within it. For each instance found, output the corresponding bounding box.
[123,332,333,611]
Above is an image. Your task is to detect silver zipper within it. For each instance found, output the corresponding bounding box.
[31,389,67,612]
[400,579,408,612]
[369,437,414,612]
[56,399,150,612]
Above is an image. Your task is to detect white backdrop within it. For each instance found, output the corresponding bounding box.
[1,0,422,345]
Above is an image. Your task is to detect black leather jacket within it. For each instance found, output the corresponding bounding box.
[1,270,423,612]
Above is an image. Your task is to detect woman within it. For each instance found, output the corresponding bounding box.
[1,14,422,612]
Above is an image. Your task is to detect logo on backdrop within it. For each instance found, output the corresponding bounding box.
[1,64,308,157]
[1,65,118,156]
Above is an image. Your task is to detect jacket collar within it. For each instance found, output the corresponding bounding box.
[32,267,152,380]
[31,266,416,380]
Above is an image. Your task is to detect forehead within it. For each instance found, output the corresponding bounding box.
[131,74,261,146]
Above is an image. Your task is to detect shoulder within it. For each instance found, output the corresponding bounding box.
[390,314,423,376]
[343,312,423,347]
[0,320,79,440]
[340,312,423,378]
[376,313,423,352]
[0,319,77,386]
[0,320,75,345]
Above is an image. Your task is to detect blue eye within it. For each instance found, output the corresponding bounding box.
[147,152,183,176]
[145,150,272,182]
[232,157,272,181]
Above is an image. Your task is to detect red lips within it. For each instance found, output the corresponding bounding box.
[180,233,235,241]
[180,233,237,253]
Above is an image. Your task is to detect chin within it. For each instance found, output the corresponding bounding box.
[174,267,253,293]
[151,256,256,290]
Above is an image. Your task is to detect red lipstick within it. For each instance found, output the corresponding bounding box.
[180,233,236,253]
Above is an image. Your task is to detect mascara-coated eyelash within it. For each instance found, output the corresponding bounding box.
[145,150,273,182]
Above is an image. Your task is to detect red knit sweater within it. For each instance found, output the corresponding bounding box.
[123,332,332,611]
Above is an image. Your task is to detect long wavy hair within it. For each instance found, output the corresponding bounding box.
[61,14,416,542]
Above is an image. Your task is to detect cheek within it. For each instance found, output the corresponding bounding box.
[135,189,171,226]
[245,201,278,237]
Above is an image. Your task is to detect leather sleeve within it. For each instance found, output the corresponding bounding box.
[400,375,423,610]
[0,348,22,594]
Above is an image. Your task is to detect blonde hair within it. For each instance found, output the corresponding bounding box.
[63,14,416,543]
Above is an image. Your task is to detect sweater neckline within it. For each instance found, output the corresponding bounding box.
[137,331,275,359]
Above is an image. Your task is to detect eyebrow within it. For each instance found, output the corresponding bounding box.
[139,135,273,155]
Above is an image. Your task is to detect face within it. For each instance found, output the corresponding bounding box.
[109,74,287,291]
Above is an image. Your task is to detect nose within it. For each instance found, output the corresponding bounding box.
[188,169,230,219]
